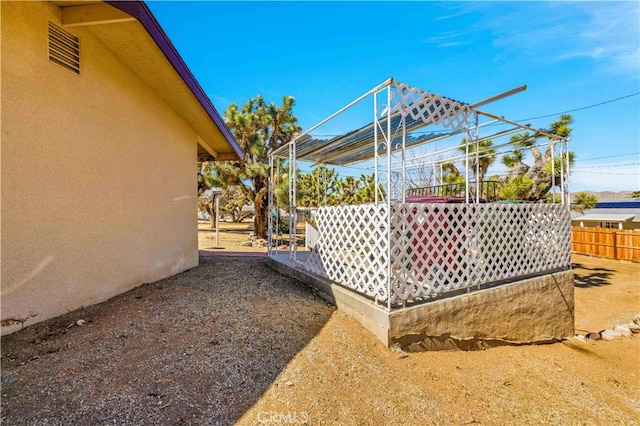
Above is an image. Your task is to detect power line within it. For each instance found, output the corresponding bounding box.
[516,92,640,122]
[573,162,640,169]
[311,93,639,139]
[577,152,640,162]
[571,170,640,175]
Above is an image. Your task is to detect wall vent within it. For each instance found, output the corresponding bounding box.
[48,22,80,74]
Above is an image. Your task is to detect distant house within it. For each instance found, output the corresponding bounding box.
[1,1,241,333]
[571,201,640,230]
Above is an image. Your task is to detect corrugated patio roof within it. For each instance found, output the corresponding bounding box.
[281,112,466,166]
[272,79,566,166]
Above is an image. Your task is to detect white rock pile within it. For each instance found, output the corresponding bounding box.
[242,235,269,248]
[573,314,640,342]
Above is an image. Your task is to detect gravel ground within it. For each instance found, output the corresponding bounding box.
[2,254,639,425]
[1,257,334,425]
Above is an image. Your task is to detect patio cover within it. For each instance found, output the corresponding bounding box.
[272,80,565,167]
[272,80,473,166]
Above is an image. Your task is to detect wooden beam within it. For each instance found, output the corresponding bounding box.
[62,4,136,27]
[197,136,219,160]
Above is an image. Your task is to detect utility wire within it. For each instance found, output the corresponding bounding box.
[571,171,639,175]
[572,162,640,169]
[576,152,640,162]
[516,92,640,122]
[311,92,640,138]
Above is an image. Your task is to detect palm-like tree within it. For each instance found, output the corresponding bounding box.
[572,192,598,213]
[458,138,497,199]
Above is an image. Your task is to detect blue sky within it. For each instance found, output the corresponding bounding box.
[147,1,640,192]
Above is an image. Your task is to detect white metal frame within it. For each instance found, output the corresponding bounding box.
[268,78,572,310]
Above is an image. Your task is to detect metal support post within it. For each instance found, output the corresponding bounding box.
[401,114,406,202]
[565,139,571,209]
[215,194,220,247]
[386,85,392,311]
[465,128,470,204]
[474,113,480,203]
[560,141,565,205]
[550,140,556,203]
[289,142,297,262]
[374,91,379,205]
[268,155,273,256]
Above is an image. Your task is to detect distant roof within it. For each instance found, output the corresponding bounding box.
[594,201,640,208]
[570,205,640,222]
[105,1,242,160]
[573,214,636,222]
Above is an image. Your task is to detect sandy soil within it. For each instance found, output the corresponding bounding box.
[573,254,640,332]
[1,225,639,425]
[198,220,267,254]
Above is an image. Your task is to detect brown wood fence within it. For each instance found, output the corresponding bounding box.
[572,226,640,262]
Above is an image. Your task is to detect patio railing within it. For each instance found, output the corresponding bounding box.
[406,181,502,202]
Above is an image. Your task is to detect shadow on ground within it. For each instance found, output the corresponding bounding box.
[1,257,334,425]
[572,262,615,288]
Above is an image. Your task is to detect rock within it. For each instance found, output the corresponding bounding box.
[242,240,253,247]
[253,239,268,248]
[614,325,632,337]
[573,334,586,342]
[390,343,404,353]
[628,322,640,333]
[634,314,640,326]
[601,329,621,341]
[76,319,86,326]
[285,381,294,387]
[586,331,602,341]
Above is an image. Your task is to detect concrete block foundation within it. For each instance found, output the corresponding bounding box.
[267,256,574,351]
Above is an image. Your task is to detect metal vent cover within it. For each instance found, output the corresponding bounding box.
[48,22,79,74]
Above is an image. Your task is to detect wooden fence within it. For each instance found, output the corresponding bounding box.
[572,226,640,262]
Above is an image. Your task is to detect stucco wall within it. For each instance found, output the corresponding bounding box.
[1,1,199,333]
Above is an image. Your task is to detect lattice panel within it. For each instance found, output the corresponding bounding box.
[303,204,389,302]
[389,171,404,201]
[390,82,471,130]
[390,203,571,303]
[474,204,572,282]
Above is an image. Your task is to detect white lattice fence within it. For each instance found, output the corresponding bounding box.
[302,204,389,302]
[300,202,571,308]
[390,203,571,303]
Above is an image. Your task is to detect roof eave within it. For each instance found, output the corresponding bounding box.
[105,0,242,160]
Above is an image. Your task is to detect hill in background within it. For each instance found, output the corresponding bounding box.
[577,190,636,202]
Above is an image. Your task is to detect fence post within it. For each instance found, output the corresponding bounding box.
[613,230,617,260]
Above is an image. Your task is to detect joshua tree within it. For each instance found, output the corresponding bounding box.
[500,114,575,201]
[209,95,301,238]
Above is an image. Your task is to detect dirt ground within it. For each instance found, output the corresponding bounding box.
[198,220,267,254]
[1,222,639,425]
